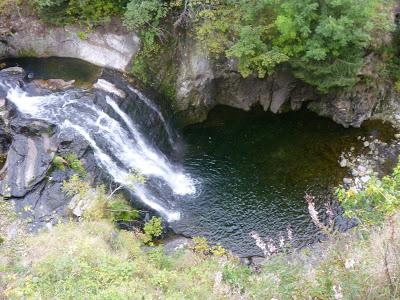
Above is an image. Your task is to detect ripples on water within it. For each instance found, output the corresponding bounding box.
[173,106,395,257]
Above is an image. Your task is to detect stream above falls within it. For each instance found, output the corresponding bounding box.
[0,58,397,257]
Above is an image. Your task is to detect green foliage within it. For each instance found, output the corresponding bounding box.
[107,196,140,222]
[76,31,88,40]
[62,175,139,223]
[142,216,163,245]
[192,236,227,256]
[123,0,168,32]
[62,174,91,199]
[3,210,400,298]
[337,157,400,225]
[29,0,127,25]
[222,263,252,293]
[52,155,66,171]
[191,0,392,92]
[65,153,86,176]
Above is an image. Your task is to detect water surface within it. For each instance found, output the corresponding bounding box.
[0,57,101,86]
[172,106,395,257]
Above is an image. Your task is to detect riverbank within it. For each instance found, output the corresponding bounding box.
[1,197,400,299]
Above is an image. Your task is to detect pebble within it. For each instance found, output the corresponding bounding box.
[339,158,347,168]
[343,177,352,184]
[361,175,371,183]
[395,133,400,139]
[363,141,370,147]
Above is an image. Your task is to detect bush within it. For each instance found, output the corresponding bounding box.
[337,156,400,225]
[29,0,127,25]
[62,175,139,223]
[65,153,86,177]
[192,236,227,256]
[142,216,163,245]
[190,0,392,92]
[52,155,66,171]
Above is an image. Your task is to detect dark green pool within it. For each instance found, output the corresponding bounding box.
[0,57,101,86]
[171,106,395,257]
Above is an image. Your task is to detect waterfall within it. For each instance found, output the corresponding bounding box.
[127,85,176,147]
[1,79,195,222]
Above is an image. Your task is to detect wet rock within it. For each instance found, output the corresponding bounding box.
[0,67,25,74]
[33,79,75,91]
[163,235,193,255]
[0,132,57,198]
[94,79,126,98]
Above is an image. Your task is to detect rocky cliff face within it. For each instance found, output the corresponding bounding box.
[175,38,399,127]
[0,13,398,128]
[0,15,140,72]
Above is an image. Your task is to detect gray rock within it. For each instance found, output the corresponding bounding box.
[0,132,56,198]
[361,175,371,183]
[33,79,75,91]
[343,177,353,184]
[1,17,139,72]
[94,79,126,98]
[0,67,25,74]
[163,235,193,255]
[339,158,348,168]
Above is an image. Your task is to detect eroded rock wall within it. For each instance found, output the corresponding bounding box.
[0,16,140,72]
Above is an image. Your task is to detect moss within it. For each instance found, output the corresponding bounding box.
[129,31,178,103]
[17,48,39,58]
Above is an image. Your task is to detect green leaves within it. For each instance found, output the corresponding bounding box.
[338,157,400,225]
[123,0,168,31]
[30,0,127,25]
[192,0,391,92]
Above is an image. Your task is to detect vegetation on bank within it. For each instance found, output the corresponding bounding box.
[13,0,393,94]
[0,157,400,298]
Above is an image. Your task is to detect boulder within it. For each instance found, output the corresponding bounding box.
[33,79,75,91]
[0,132,56,198]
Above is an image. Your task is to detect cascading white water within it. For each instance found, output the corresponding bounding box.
[128,85,176,146]
[3,83,195,221]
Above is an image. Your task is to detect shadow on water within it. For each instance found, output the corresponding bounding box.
[171,105,396,257]
[0,57,101,87]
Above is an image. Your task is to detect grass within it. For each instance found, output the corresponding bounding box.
[0,209,399,299]
[1,161,400,299]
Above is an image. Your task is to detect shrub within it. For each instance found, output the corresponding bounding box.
[65,153,86,176]
[337,157,400,225]
[192,236,227,256]
[62,175,139,223]
[52,155,66,171]
[142,216,163,245]
[29,0,127,25]
[107,196,140,223]
[190,0,392,92]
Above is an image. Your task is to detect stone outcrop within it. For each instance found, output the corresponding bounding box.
[0,16,140,72]
[174,38,398,127]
